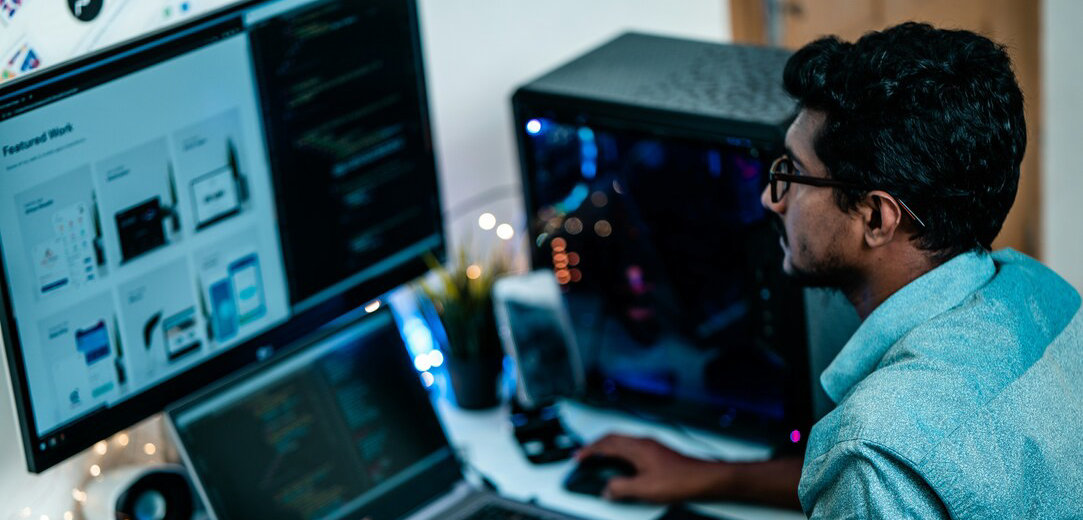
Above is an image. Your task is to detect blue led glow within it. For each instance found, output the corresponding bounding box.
[556,184,590,214]
[725,136,753,148]
[638,141,665,168]
[525,119,543,135]
[402,317,434,356]
[579,126,598,180]
[581,162,596,178]
[707,150,722,178]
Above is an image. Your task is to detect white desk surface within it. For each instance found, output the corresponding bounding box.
[433,393,805,520]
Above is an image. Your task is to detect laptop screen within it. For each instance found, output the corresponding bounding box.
[168,309,460,520]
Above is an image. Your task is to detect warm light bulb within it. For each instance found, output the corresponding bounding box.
[94,441,107,455]
[89,464,101,477]
[116,433,129,446]
[143,443,157,455]
[364,300,381,313]
[594,220,612,238]
[496,224,514,240]
[564,218,583,235]
[478,212,496,230]
[64,513,73,520]
[552,252,568,269]
[591,191,608,207]
[465,264,482,280]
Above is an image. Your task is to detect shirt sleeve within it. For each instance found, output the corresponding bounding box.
[800,440,950,520]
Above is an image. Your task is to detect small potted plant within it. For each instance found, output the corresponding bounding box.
[418,248,511,409]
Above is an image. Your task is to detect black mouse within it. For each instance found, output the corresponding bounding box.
[563,455,638,496]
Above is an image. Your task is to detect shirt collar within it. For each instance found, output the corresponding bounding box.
[820,250,996,404]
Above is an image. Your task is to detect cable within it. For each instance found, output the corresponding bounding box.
[442,183,522,220]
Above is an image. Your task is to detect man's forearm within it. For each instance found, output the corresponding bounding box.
[700,456,804,510]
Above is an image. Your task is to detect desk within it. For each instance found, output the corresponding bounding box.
[433,393,806,520]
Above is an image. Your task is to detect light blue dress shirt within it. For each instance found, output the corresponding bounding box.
[798,249,1083,519]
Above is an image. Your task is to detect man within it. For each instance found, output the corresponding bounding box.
[576,22,1083,518]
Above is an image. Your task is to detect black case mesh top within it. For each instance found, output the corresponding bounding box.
[520,32,795,128]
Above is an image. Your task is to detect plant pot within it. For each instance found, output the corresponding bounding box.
[446,355,502,410]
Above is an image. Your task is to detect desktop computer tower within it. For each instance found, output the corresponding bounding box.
[512,32,815,445]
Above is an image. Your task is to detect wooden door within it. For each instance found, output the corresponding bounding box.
[731,0,1041,258]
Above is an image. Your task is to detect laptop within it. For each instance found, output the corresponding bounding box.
[166,308,586,520]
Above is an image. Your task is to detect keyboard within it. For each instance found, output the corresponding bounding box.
[463,504,549,520]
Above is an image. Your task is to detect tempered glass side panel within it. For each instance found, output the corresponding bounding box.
[513,97,811,445]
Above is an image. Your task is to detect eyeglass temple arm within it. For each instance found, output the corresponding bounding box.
[769,173,926,228]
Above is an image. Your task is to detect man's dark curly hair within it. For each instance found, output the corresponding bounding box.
[783,22,1026,261]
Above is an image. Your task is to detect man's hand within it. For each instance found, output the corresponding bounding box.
[576,433,805,510]
[575,434,726,503]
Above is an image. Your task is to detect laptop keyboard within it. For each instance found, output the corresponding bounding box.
[463,504,550,520]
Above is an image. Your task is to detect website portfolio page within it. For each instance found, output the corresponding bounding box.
[0,31,290,436]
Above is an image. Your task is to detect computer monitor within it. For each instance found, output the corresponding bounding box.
[0,0,444,472]
[168,308,456,520]
[0,0,247,86]
[513,33,811,445]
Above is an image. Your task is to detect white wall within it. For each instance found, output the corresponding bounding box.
[0,2,729,516]
[1042,0,1083,290]
[417,0,729,255]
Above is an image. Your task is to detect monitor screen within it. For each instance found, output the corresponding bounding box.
[169,309,456,520]
[518,115,809,443]
[0,0,443,471]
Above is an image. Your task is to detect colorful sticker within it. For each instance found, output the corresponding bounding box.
[3,39,43,80]
[0,0,26,21]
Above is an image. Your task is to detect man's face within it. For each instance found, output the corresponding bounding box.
[761,109,861,288]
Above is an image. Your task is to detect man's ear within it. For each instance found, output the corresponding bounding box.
[856,191,904,248]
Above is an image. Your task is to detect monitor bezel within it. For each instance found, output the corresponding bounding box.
[0,0,444,472]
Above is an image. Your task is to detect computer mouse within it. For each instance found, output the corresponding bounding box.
[562,455,638,496]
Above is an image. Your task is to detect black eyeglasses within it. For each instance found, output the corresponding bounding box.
[768,156,926,228]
